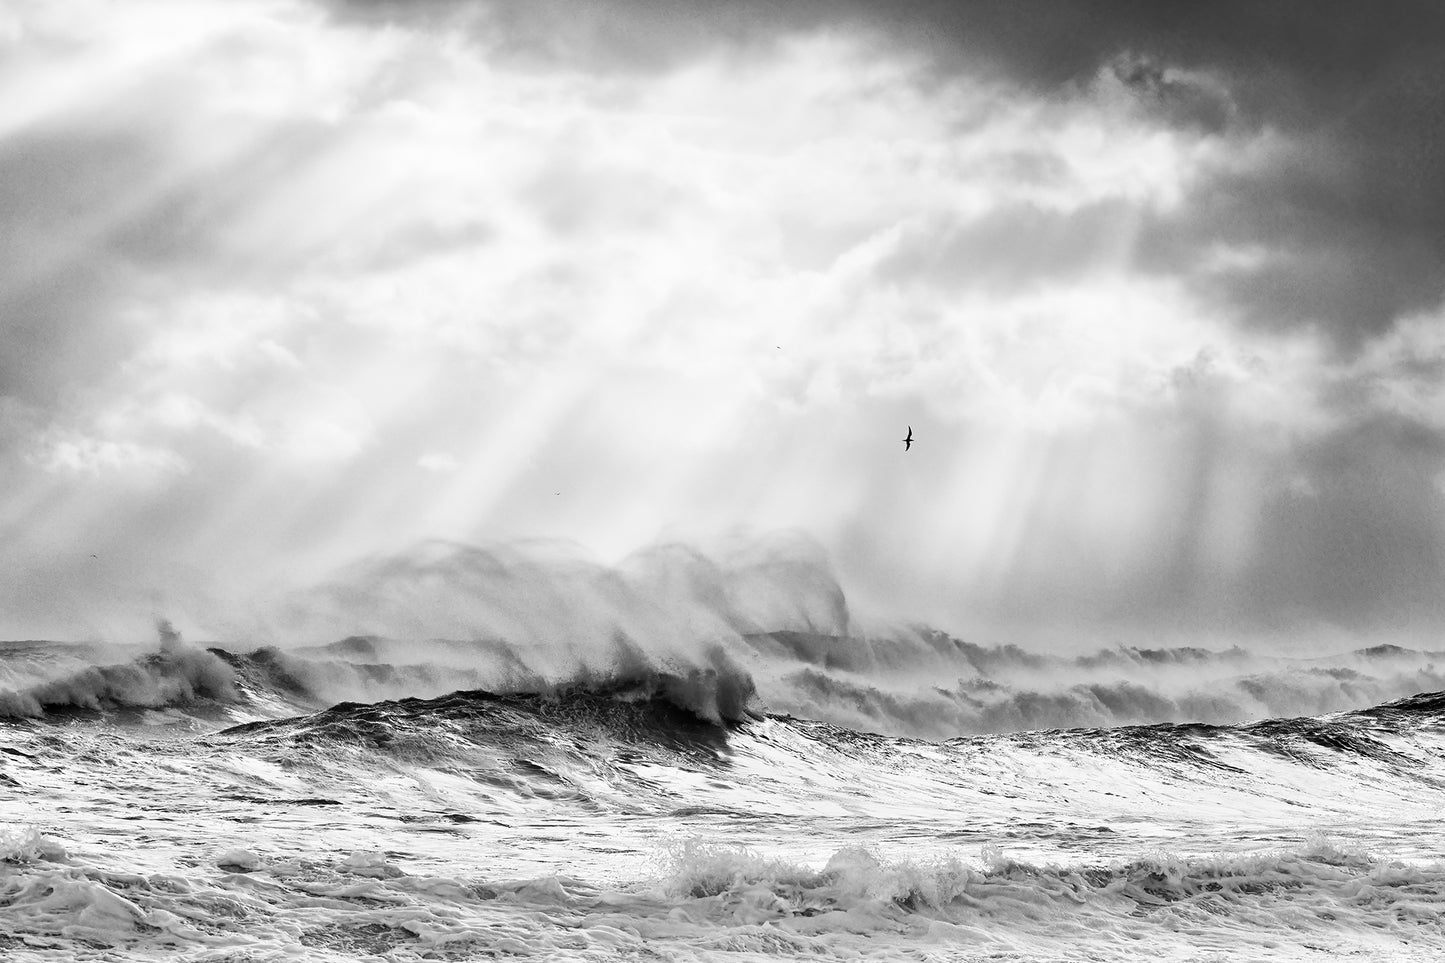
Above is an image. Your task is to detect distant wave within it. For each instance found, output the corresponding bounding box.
[753,629,1445,739]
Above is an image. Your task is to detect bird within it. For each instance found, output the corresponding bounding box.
[903,426,913,451]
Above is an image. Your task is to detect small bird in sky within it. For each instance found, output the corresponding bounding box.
[903,426,913,451]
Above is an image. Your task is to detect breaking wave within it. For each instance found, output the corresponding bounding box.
[4,628,1445,743]
[5,830,1441,960]
[0,645,238,720]
[4,541,1445,739]
[659,839,1445,942]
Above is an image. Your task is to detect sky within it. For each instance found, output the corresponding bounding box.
[1,0,1443,649]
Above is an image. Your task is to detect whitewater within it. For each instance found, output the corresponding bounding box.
[3,616,1445,963]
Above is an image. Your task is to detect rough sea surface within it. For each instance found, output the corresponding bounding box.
[2,632,1445,961]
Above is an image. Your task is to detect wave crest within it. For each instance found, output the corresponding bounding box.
[0,646,237,719]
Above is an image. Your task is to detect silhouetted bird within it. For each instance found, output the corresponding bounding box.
[903,426,913,451]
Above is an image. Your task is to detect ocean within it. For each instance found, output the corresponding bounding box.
[2,629,1444,961]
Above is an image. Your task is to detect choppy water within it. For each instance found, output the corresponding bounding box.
[3,631,1445,961]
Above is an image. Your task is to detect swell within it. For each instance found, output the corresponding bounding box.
[207,674,1445,805]
[1002,705,1442,777]
[217,677,742,771]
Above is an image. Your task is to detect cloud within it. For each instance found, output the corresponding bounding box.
[27,432,189,478]
[1105,54,1236,135]
[401,0,1445,347]
[417,452,459,473]
[903,0,1445,348]
[872,199,1144,294]
[0,0,1441,649]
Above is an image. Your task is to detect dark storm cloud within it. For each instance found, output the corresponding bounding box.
[337,0,1445,349]
[884,1,1445,347]
[1134,114,1445,348]
[1106,56,1235,134]
[893,2,1445,346]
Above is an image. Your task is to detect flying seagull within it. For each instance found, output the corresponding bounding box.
[903,426,913,451]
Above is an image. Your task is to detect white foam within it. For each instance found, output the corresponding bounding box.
[4,635,1445,961]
